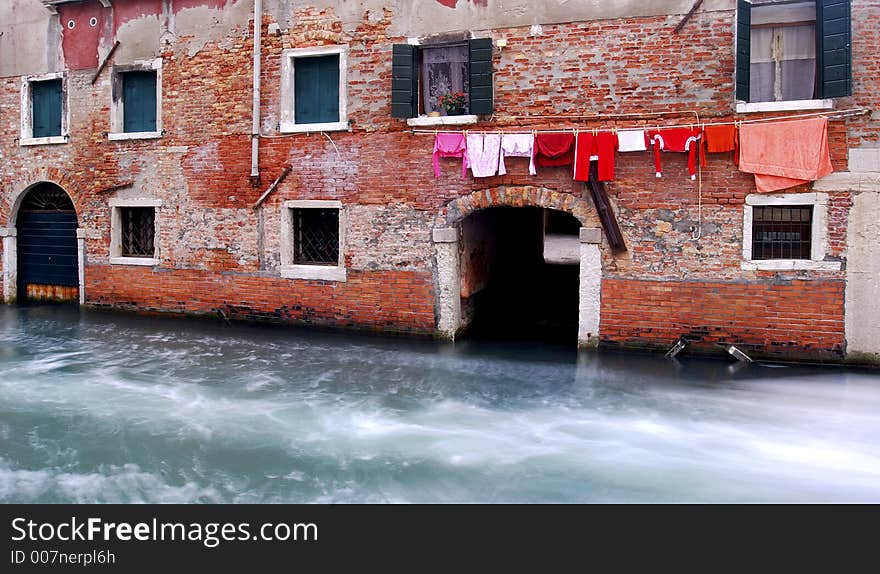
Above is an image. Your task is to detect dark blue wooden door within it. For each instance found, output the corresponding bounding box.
[17,196,78,302]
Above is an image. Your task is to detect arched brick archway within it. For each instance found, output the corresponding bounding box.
[432,187,604,348]
[437,185,597,227]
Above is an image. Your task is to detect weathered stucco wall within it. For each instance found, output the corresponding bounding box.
[264,0,734,37]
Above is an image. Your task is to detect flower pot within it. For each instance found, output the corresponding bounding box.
[445,107,465,116]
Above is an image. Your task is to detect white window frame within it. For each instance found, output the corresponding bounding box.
[20,71,70,146]
[741,192,841,271]
[736,1,833,113]
[109,198,162,266]
[280,200,346,282]
[109,58,163,141]
[279,46,348,133]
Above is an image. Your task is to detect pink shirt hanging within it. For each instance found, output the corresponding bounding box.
[433,133,469,178]
[466,133,502,178]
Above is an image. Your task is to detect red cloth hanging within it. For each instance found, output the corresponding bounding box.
[573,132,619,182]
[647,127,702,179]
[534,133,575,167]
[700,124,739,167]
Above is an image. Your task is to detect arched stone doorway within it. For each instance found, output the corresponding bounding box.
[5,182,82,304]
[432,186,605,347]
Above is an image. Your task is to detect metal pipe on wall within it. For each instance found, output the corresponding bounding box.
[251,0,262,179]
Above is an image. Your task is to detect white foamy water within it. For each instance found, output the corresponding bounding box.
[1,305,879,503]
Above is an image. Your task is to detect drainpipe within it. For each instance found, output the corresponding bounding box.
[251,0,262,181]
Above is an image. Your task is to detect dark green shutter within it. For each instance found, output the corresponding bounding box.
[294,54,340,124]
[391,44,418,119]
[123,71,157,133]
[32,79,62,138]
[735,0,751,101]
[816,0,852,98]
[468,38,493,115]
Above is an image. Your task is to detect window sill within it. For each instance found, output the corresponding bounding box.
[110,257,159,267]
[735,99,834,114]
[20,135,68,146]
[406,115,478,127]
[280,264,346,282]
[279,121,349,134]
[108,131,162,141]
[741,259,841,271]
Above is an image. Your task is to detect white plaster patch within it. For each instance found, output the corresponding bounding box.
[845,191,880,359]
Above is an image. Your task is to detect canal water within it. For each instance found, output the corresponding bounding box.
[1,305,879,503]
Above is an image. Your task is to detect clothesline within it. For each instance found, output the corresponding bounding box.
[411,107,870,135]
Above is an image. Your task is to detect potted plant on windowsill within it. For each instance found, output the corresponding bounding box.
[439,92,467,116]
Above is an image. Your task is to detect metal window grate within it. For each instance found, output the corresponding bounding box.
[293,208,339,265]
[121,207,155,257]
[751,205,812,260]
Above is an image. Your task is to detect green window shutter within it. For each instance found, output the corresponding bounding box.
[468,38,493,115]
[123,71,157,133]
[816,0,852,98]
[735,0,751,102]
[32,79,62,138]
[294,54,340,124]
[391,44,418,119]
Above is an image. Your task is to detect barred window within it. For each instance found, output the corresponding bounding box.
[120,206,155,257]
[751,205,812,260]
[293,208,339,265]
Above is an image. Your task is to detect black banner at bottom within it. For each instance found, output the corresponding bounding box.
[1,504,876,570]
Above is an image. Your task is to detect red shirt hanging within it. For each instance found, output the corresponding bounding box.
[647,128,702,180]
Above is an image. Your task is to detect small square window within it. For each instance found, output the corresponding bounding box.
[741,193,840,272]
[280,47,348,133]
[751,205,813,260]
[109,199,161,266]
[293,208,339,265]
[120,207,156,257]
[280,201,345,281]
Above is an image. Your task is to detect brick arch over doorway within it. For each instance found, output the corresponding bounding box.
[432,186,604,347]
[2,180,85,305]
[437,186,597,227]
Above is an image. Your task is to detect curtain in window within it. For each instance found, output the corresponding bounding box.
[750,25,815,102]
[750,27,775,102]
[421,45,469,115]
[780,24,815,101]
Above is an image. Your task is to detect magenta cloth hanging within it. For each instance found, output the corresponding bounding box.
[433,132,469,178]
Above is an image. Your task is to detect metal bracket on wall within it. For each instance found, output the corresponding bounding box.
[674,0,705,34]
[252,165,292,209]
[91,41,121,85]
[585,166,626,252]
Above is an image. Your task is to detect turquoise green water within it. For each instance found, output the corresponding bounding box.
[1,305,879,503]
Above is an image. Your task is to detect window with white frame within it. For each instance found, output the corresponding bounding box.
[280,46,348,133]
[109,59,162,140]
[735,0,852,113]
[20,71,69,146]
[742,192,840,271]
[280,200,346,281]
[109,198,161,266]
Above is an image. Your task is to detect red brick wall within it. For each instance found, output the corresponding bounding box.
[86,265,436,334]
[600,278,846,359]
